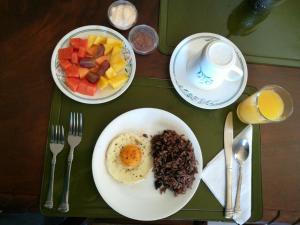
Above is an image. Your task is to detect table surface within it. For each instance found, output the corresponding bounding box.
[0,0,299,223]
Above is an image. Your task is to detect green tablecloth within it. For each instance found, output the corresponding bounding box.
[40,77,262,221]
[159,0,300,67]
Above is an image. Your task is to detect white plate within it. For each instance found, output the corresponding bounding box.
[170,33,247,110]
[92,108,203,221]
[51,25,136,104]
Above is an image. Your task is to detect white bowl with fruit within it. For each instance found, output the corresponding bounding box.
[51,25,136,104]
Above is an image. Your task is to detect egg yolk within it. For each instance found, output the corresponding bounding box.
[120,144,142,168]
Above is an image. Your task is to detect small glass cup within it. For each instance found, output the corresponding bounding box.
[237,85,293,124]
[128,24,159,55]
[107,0,138,30]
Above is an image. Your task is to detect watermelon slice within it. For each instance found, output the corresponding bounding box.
[65,65,79,78]
[58,47,73,60]
[78,47,86,58]
[71,52,78,64]
[77,79,97,96]
[70,38,88,50]
[65,77,80,91]
[59,59,72,70]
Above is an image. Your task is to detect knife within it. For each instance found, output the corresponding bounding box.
[224,111,234,219]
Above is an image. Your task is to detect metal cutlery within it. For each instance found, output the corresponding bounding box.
[224,112,234,219]
[44,125,65,209]
[233,138,250,215]
[58,112,83,213]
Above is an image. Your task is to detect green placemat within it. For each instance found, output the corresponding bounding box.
[159,0,300,67]
[40,77,262,221]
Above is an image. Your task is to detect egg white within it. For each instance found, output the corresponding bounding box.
[106,133,152,184]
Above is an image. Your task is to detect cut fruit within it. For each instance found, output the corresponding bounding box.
[94,36,107,45]
[96,55,109,65]
[60,34,129,96]
[86,72,100,83]
[98,76,109,90]
[70,38,87,49]
[98,60,110,76]
[65,77,80,91]
[105,67,117,79]
[79,57,96,68]
[95,44,105,57]
[112,60,126,73]
[77,79,97,96]
[78,67,89,79]
[111,46,122,56]
[108,73,128,89]
[58,47,73,60]
[59,59,72,70]
[104,44,113,55]
[71,52,78,64]
[90,65,99,73]
[110,53,125,65]
[65,65,79,78]
[86,45,98,56]
[110,53,126,72]
[78,47,86,58]
[106,38,123,47]
[87,35,96,48]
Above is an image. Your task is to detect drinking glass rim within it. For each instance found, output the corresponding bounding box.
[255,84,293,122]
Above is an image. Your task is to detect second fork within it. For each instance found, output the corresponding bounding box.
[58,112,83,213]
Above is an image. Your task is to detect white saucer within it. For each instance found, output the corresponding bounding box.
[169,33,248,110]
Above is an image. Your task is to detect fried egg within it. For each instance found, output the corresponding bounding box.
[106,133,152,183]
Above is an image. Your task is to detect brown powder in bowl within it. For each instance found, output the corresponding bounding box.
[131,31,154,51]
[128,25,158,55]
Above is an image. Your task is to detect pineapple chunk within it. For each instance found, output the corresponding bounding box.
[105,67,117,79]
[106,38,123,47]
[87,35,96,48]
[112,58,126,73]
[110,53,123,65]
[98,76,109,90]
[94,36,107,45]
[111,46,122,56]
[104,44,113,55]
[109,73,129,89]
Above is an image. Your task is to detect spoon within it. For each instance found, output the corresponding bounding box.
[233,138,250,215]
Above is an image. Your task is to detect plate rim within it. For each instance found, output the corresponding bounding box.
[169,32,248,110]
[50,25,136,104]
[91,107,203,221]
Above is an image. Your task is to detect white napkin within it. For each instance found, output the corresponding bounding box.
[201,125,253,225]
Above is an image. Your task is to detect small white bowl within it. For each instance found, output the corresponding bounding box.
[108,0,138,30]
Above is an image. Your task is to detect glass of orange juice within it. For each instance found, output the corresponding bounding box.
[237,85,293,124]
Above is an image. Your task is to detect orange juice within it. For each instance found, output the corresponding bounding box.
[258,90,284,120]
[237,89,284,124]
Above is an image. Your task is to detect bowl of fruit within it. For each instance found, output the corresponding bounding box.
[51,25,136,104]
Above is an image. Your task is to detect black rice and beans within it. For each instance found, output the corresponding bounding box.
[151,130,198,196]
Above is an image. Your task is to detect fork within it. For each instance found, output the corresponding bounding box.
[44,125,65,209]
[58,112,83,212]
